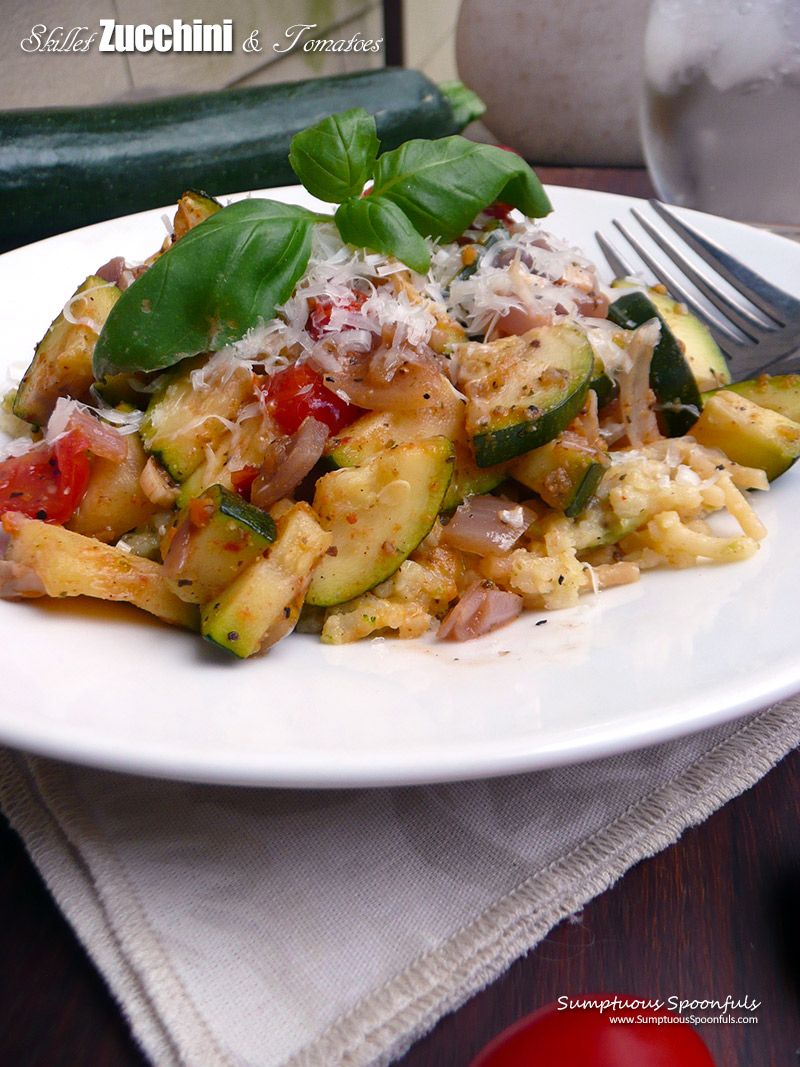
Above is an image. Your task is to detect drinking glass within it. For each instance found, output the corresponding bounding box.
[640,0,800,230]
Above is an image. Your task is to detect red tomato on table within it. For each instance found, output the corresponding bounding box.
[0,430,91,524]
[470,999,716,1067]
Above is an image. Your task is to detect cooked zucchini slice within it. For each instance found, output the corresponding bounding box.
[140,355,253,482]
[611,280,730,393]
[570,498,643,550]
[692,390,800,481]
[176,461,220,510]
[326,379,507,509]
[201,502,331,658]
[163,484,276,604]
[444,446,509,510]
[710,374,800,422]
[173,406,270,508]
[607,290,702,437]
[172,189,222,240]
[455,323,594,467]
[649,290,730,391]
[307,437,454,607]
[326,381,463,468]
[511,433,609,517]
[588,354,618,410]
[13,277,121,426]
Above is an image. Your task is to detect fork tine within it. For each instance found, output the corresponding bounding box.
[610,218,745,352]
[745,347,800,378]
[650,200,800,324]
[629,208,775,340]
[594,231,638,279]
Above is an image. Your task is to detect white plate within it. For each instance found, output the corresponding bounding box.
[1,186,799,787]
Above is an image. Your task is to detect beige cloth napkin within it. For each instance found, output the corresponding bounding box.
[3,699,800,1067]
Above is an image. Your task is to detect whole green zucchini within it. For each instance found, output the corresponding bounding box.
[0,68,483,253]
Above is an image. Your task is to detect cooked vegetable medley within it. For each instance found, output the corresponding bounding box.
[1,110,799,657]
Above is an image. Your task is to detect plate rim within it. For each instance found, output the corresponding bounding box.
[2,183,799,787]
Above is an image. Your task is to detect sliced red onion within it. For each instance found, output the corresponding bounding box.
[333,361,447,412]
[162,516,193,580]
[95,256,126,285]
[437,579,523,641]
[440,496,536,556]
[67,407,129,461]
[250,417,329,510]
[308,340,448,412]
[493,302,555,337]
[618,319,661,447]
[575,290,610,318]
[46,400,129,461]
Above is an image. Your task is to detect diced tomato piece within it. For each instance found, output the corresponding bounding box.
[482,201,515,221]
[230,465,260,500]
[188,495,215,529]
[262,363,361,436]
[0,430,91,524]
[306,290,368,341]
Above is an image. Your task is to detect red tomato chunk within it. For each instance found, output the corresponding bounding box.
[0,430,91,524]
[262,363,361,436]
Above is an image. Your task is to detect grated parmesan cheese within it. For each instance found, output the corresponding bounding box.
[61,281,118,331]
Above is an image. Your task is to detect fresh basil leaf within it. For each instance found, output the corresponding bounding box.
[93,199,316,376]
[335,195,431,274]
[372,137,552,242]
[289,108,379,204]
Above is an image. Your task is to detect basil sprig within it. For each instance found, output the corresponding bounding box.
[289,108,552,271]
[93,199,317,377]
[94,108,551,375]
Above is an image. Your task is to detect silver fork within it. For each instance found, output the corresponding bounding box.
[595,200,800,380]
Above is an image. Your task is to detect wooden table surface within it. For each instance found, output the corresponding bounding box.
[3,166,800,1067]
